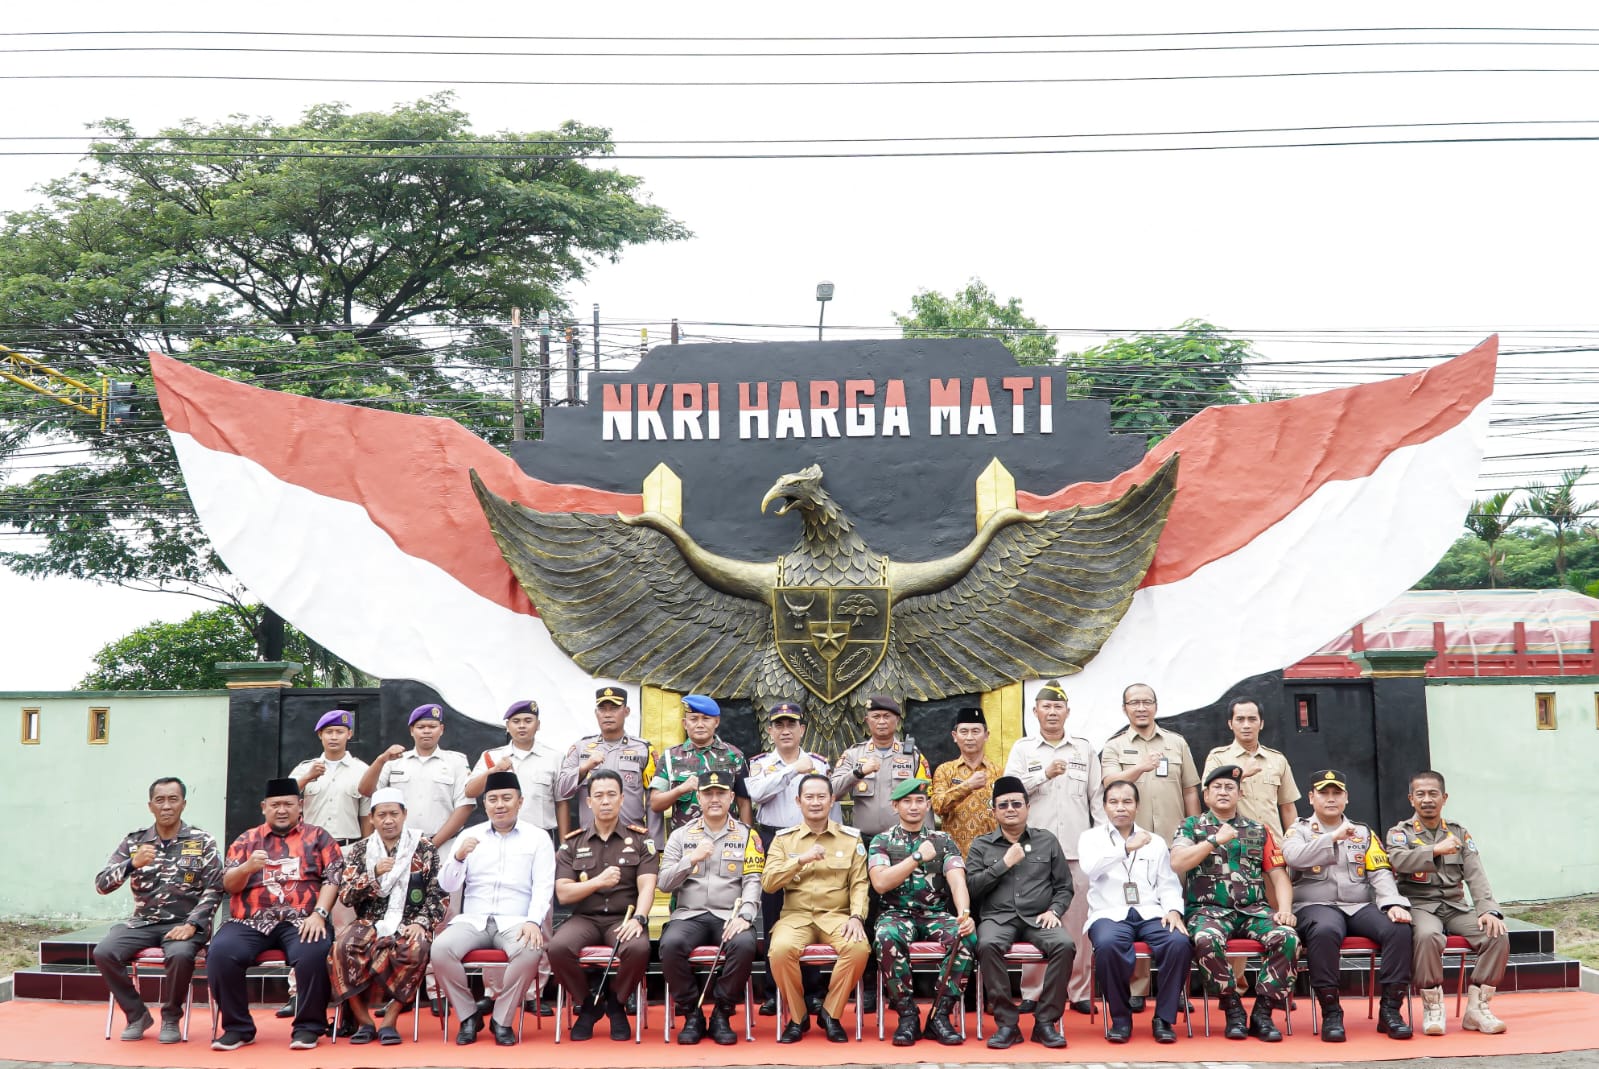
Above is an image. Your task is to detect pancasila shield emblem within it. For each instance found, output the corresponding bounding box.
[773,585,890,704]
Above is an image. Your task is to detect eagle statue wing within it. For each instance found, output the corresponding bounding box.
[879,453,1178,700]
[471,471,775,695]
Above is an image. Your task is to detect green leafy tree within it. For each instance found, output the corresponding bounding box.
[0,93,686,657]
[1463,489,1523,587]
[80,604,373,691]
[894,279,1058,366]
[1066,319,1254,441]
[1522,467,1596,588]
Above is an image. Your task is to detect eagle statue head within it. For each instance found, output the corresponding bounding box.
[759,464,826,517]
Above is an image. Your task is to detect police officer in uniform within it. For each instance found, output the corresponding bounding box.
[1385,770,1509,1037]
[557,687,656,833]
[657,771,764,1045]
[967,776,1074,1050]
[651,694,753,831]
[868,777,976,1047]
[763,773,871,1044]
[1171,765,1298,1043]
[1283,769,1413,1042]
[831,695,929,838]
[547,770,659,1041]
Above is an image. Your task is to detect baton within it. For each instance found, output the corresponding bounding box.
[592,904,636,1008]
[695,925,734,1009]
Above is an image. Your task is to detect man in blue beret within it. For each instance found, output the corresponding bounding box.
[651,694,752,833]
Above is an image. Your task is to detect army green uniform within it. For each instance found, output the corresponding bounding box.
[650,738,750,832]
[1173,811,1299,1000]
[867,824,976,1006]
[1385,816,1508,990]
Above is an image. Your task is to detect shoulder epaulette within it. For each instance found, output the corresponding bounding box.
[626,823,649,835]
[837,824,862,837]
[776,823,803,836]
[562,828,585,840]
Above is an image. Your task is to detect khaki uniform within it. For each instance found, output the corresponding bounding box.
[1384,816,1508,989]
[1099,725,1200,840]
[557,734,656,830]
[1202,742,1300,837]
[289,754,371,841]
[1284,816,1412,992]
[658,817,764,1012]
[761,820,871,1024]
[547,823,659,1007]
[830,738,929,839]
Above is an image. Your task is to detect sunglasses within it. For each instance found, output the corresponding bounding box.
[994,799,1026,811]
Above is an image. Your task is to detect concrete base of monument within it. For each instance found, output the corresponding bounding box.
[0,992,1594,1068]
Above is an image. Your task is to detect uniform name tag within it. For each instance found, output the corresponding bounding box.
[1155,755,1170,778]
[1123,882,1141,905]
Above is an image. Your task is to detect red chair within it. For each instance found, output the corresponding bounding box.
[1444,935,1473,1014]
[103,947,203,1042]
[1094,941,1194,1038]
[1198,939,1294,1036]
[661,945,754,1043]
[553,946,646,1044]
[209,950,287,1040]
[772,945,863,1041]
[971,941,1046,1041]
[1308,936,1405,1037]
[874,940,968,1040]
[436,948,537,1044]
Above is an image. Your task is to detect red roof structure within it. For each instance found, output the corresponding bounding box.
[1286,588,1599,678]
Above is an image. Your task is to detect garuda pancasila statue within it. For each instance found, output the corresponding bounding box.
[472,457,1177,759]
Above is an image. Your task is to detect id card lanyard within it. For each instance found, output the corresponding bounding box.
[1113,827,1142,905]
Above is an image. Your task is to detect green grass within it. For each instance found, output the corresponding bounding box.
[0,920,73,975]
[1506,893,1599,970]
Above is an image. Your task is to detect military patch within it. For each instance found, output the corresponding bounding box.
[856,842,866,856]
[1388,829,1408,847]
[645,840,657,856]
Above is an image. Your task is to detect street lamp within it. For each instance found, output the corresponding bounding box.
[816,281,834,341]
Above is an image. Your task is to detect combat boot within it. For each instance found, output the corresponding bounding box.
[708,1004,738,1046]
[1463,984,1507,1034]
[675,1006,705,1045]
[892,999,921,1047]
[924,998,963,1046]
[1248,995,1282,1042]
[1219,991,1248,1040]
[1315,988,1345,1042]
[1377,983,1413,1039]
[1420,986,1446,1035]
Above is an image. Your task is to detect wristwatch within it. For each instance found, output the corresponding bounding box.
[313,906,331,920]
[853,768,867,779]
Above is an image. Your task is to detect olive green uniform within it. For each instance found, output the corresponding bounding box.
[1384,816,1507,989]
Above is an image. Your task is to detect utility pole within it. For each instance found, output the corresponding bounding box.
[537,315,552,439]
[592,303,600,372]
[565,323,579,403]
[671,318,679,344]
[510,307,525,441]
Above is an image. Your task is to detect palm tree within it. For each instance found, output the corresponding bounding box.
[1463,490,1522,587]
[1523,467,1596,588]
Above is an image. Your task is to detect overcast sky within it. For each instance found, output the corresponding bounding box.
[4,1,1597,690]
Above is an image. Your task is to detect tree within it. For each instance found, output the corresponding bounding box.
[0,94,687,657]
[894,279,1058,366]
[1066,319,1255,441]
[1463,489,1523,587]
[80,604,374,691]
[1522,467,1596,588]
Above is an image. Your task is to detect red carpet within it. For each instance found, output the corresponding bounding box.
[1,993,1594,1067]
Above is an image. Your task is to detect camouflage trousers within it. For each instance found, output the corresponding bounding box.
[1187,905,1299,1002]
[873,909,976,1007]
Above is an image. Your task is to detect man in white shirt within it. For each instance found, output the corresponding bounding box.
[1079,779,1191,1044]
[433,771,555,1047]
[290,710,372,844]
[1003,680,1104,1014]
[360,704,474,856]
[467,700,565,840]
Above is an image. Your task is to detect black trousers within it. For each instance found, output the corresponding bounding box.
[977,916,1075,1026]
[660,914,758,1011]
[1088,912,1192,1025]
[1297,902,1413,991]
[93,922,206,1024]
[207,921,332,1039]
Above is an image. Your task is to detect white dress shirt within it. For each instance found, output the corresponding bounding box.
[439,819,555,932]
[471,742,563,831]
[745,749,842,827]
[1004,734,1105,858]
[1077,823,1186,927]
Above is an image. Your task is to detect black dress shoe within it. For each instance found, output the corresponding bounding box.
[778,1017,808,1043]
[1031,1019,1068,1048]
[491,1021,517,1046]
[1128,995,1147,1013]
[569,1005,601,1042]
[986,1023,1023,1049]
[817,1008,849,1043]
[677,1008,706,1045]
[1152,1016,1177,1043]
[275,996,298,1019]
[805,993,824,1015]
[1106,1019,1132,1043]
[525,997,554,1016]
[708,1006,738,1045]
[475,995,495,1018]
[429,997,446,1018]
[605,995,632,1040]
[1069,999,1094,1015]
[1016,998,1038,1015]
[455,1012,483,1046]
[759,993,778,1016]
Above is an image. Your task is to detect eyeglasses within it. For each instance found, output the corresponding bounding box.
[994,799,1026,811]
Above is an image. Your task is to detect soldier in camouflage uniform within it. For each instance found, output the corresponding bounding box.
[1171,765,1299,1043]
[650,694,753,831]
[93,777,224,1044]
[867,778,976,1047]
